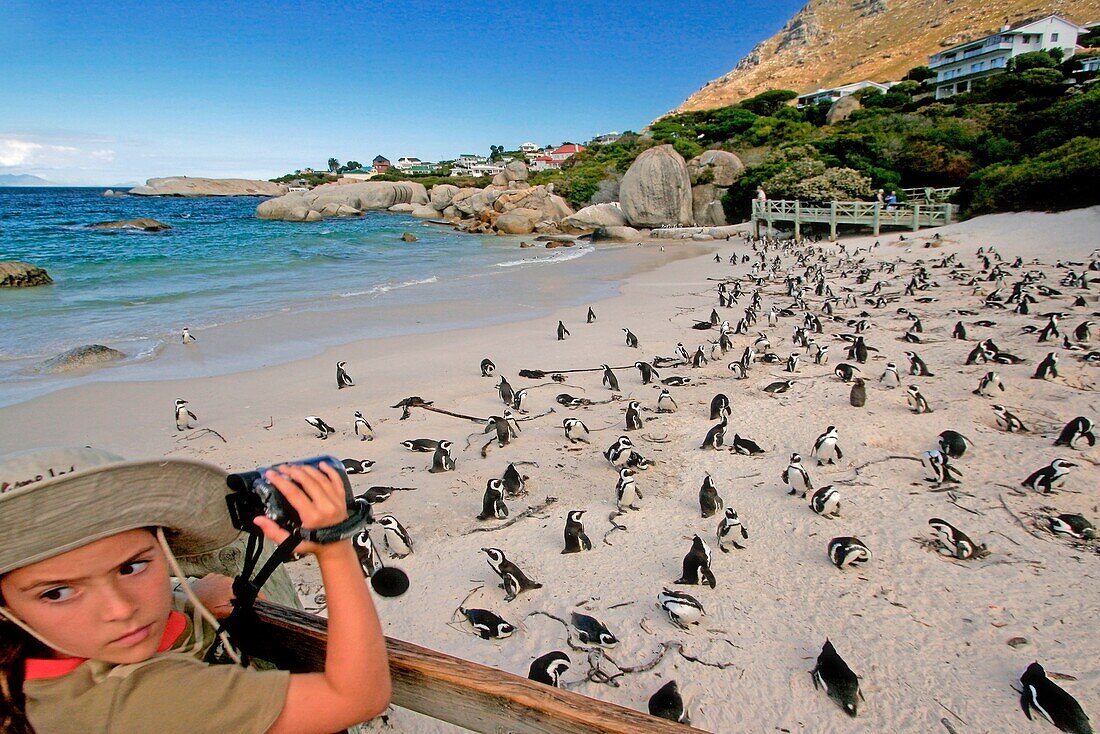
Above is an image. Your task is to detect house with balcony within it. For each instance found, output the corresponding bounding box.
[372,155,392,174]
[796,80,893,107]
[929,14,1086,99]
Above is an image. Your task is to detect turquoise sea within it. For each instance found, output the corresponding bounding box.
[0,187,642,406]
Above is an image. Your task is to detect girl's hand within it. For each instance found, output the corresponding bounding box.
[189,573,236,619]
[253,462,350,557]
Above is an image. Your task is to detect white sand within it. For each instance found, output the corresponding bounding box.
[2,207,1097,732]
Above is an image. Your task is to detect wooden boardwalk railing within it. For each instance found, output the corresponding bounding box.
[901,186,958,204]
[752,198,959,239]
[252,600,708,733]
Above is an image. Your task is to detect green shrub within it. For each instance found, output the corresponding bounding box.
[740,89,798,116]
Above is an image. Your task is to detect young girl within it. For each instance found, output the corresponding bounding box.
[0,446,391,733]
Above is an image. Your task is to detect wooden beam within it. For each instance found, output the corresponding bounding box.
[253,601,707,734]
[912,203,921,232]
[829,201,838,241]
[872,202,881,236]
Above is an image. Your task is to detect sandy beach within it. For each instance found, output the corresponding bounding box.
[2,206,1098,732]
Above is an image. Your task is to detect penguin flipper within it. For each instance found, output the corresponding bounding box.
[1020,689,1033,720]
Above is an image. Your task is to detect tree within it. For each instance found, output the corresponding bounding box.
[489,145,504,161]
[1009,51,1057,73]
[740,89,798,116]
[327,158,340,172]
[345,160,362,171]
[904,66,937,83]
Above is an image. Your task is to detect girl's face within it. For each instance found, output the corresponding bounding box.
[0,529,173,664]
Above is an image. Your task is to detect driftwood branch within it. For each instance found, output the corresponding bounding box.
[603,511,628,546]
[998,494,1045,540]
[461,497,558,536]
[180,428,228,443]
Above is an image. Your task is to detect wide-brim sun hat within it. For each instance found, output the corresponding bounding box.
[0,446,240,575]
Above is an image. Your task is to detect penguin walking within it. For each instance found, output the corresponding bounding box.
[993,404,1029,432]
[849,378,867,407]
[563,417,591,444]
[700,416,727,450]
[906,384,933,414]
[904,350,934,376]
[624,401,643,431]
[783,453,813,496]
[497,376,515,406]
[527,651,570,687]
[587,306,596,323]
[556,321,570,341]
[570,612,618,647]
[601,364,620,391]
[657,388,678,413]
[604,436,634,466]
[305,415,336,440]
[353,410,373,441]
[809,485,841,517]
[477,479,509,520]
[1019,662,1092,734]
[828,537,871,568]
[562,510,591,553]
[812,640,863,717]
[623,328,639,348]
[676,535,716,588]
[429,440,456,473]
[1022,459,1076,493]
[460,608,515,640]
[181,327,196,344]
[376,514,413,558]
[649,680,690,725]
[974,371,1004,396]
[699,474,724,518]
[336,360,355,389]
[1054,417,1096,448]
[811,426,843,466]
[716,507,748,551]
[710,394,732,421]
[615,468,640,510]
[482,547,542,601]
[480,358,496,377]
[634,361,659,385]
[1033,352,1059,380]
[1048,514,1097,540]
[657,589,705,630]
[174,399,197,431]
[928,518,984,559]
[880,362,901,388]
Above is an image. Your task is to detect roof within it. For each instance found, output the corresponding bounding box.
[532,155,558,162]
[551,144,585,154]
[937,14,1087,55]
[373,155,390,162]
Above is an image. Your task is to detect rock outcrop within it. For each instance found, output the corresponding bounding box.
[591,226,642,242]
[128,177,286,197]
[492,160,530,187]
[256,181,429,222]
[687,150,744,187]
[691,184,728,227]
[89,218,172,232]
[495,208,543,235]
[429,184,459,210]
[619,145,693,228]
[560,203,628,233]
[0,261,52,288]
[40,345,126,373]
[826,95,861,125]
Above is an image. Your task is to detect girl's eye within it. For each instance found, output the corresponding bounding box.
[40,586,75,602]
[119,560,150,576]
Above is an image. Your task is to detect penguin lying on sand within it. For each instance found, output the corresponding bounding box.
[649,680,690,725]
[1019,661,1092,734]
[812,640,863,717]
[528,651,570,686]
[460,608,515,640]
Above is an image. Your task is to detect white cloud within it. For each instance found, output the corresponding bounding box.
[0,136,93,168]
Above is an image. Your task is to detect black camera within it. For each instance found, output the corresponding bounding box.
[226,455,355,533]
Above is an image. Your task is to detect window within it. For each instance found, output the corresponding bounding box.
[1051,33,1059,41]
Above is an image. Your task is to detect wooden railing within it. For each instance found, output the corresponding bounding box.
[901,186,959,204]
[252,601,707,733]
[751,198,958,238]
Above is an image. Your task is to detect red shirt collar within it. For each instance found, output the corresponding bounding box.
[25,610,188,681]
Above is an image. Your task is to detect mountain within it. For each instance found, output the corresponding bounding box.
[676,0,1100,112]
[0,174,53,186]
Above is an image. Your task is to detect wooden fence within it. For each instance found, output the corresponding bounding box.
[751,199,958,239]
[253,600,708,733]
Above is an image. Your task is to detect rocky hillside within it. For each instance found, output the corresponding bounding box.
[677,0,1100,112]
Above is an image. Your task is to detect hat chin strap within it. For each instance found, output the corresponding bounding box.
[0,604,82,658]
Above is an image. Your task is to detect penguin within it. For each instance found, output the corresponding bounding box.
[502,463,526,497]
[562,510,592,553]
[1019,661,1092,734]
[601,364,620,391]
[710,393,732,421]
[993,404,1029,432]
[557,393,590,407]
[904,350,934,376]
[477,478,509,520]
[1073,320,1093,342]
[634,361,658,384]
[625,401,643,430]
[880,362,901,388]
[974,371,1005,396]
[811,426,843,466]
[480,358,496,377]
[615,467,640,510]
[815,343,831,365]
[174,399,197,431]
[1033,352,1059,380]
[828,536,871,568]
[527,651,570,687]
[623,328,639,348]
[482,547,542,601]
[699,474,724,518]
[710,340,724,361]
[429,440,456,473]
[604,436,633,466]
[556,321,569,341]
[834,363,860,382]
[1022,459,1076,494]
[731,433,766,455]
[850,336,870,364]
[341,458,375,475]
[762,380,793,395]
[1047,514,1097,540]
[353,410,373,441]
[1054,417,1096,448]
[812,640,862,717]
[783,453,813,496]
[401,438,440,452]
[459,608,515,640]
[352,529,383,577]
[700,416,727,450]
[497,376,515,406]
[675,343,690,362]
[587,306,596,323]
[181,327,196,344]
[657,389,678,413]
[570,612,617,647]
[657,588,705,630]
[648,680,690,725]
[716,507,748,551]
[376,514,413,558]
[928,518,984,560]
[676,534,716,588]
[906,384,933,414]
[922,449,962,485]
[563,417,591,444]
[937,430,972,459]
[809,485,841,517]
[662,376,691,387]
[508,387,529,413]
[692,346,708,368]
[624,450,652,471]
[1037,315,1061,343]
[850,378,867,408]
[952,321,967,340]
[336,360,355,389]
[305,415,336,440]
[727,361,747,379]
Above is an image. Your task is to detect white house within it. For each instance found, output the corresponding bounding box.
[589,131,622,145]
[394,157,423,170]
[548,144,585,161]
[529,155,560,172]
[1080,55,1100,73]
[519,142,540,154]
[929,14,1086,99]
[796,81,893,107]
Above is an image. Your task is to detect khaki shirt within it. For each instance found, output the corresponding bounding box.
[25,604,289,734]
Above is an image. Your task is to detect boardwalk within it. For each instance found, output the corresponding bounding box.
[752,199,959,239]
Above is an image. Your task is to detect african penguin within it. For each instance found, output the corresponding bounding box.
[587,306,596,323]
[937,430,972,459]
[615,468,640,510]
[174,398,197,431]
[556,321,569,341]
[502,463,526,497]
[562,510,592,553]
[676,535,716,588]
[181,327,196,344]
[828,537,871,568]
[699,474,724,518]
[716,507,748,551]
[402,438,439,452]
[1022,459,1076,494]
[992,404,1029,432]
[1033,352,1059,380]
[570,612,617,648]
[731,433,766,455]
[497,376,515,406]
[811,426,843,466]
[657,588,705,630]
[974,371,1004,396]
[604,436,634,466]
[906,385,933,414]
[625,401,643,430]
[880,362,901,388]
[700,416,727,450]
[623,328,639,348]
[783,453,813,496]
[429,440,456,473]
[601,364,620,391]
[904,350,934,376]
[1047,514,1096,540]
[710,393,732,421]
[305,415,336,440]
[376,514,413,558]
[527,651,570,687]
[563,417,590,444]
[460,608,515,640]
[928,518,985,560]
[834,363,860,383]
[480,358,496,377]
[812,640,863,717]
[649,680,690,725]
[922,449,962,485]
[657,389,678,413]
[809,486,841,517]
[482,547,542,601]
[634,361,658,384]
[1054,417,1095,448]
[353,410,373,441]
[336,360,355,389]
[352,530,383,577]
[850,378,867,408]
[1019,662,1092,734]
[477,479,509,520]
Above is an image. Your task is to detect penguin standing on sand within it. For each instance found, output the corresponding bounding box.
[811,426,843,466]
[1022,459,1076,493]
[174,399,197,431]
[710,394,732,420]
[1033,352,1059,380]
[477,479,509,521]
[812,640,863,717]
[604,436,633,466]
[699,474,724,518]
[850,378,867,407]
[809,486,841,517]
[1054,417,1096,448]
[502,463,526,497]
[623,328,639,348]
[482,547,542,602]
[563,417,590,444]
[952,321,967,340]
[993,404,1029,432]
[625,401,643,431]
[904,350,934,376]
[928,518,984,559]
[716,507,748,551]
[527,651,570,687]
[615,468,640,510]
[601,364,620,391]
[460,608,515,640]
[429,440,456,473]
[305,415,336,440]
[657,589,705,630]
[922,449,962,485]
[1019,662,1092,734]
[556,321,570,341]
[676,535,716,588]
[783,453,813,496]
[376,515,413,558]
[497,376,515,406]
[181,328,196,344]
[880,362,901,388]
[336,361,355,389]
[649,680,690,725]
[974,371,1004,396]
[587,307,596,323]
[657,389,678,413]
[480,358,496,377]
[634,361,659,385]
[828,537,871,568]
[906,385,933,414]
[352,530,383,577]
[562,510,591,553]
[353,411,374,441]
[700,416,728,450]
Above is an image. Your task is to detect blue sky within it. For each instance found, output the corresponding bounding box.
[1,0,804,185]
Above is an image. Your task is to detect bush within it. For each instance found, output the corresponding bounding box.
[1010,51,1058,72]
[762,157,873,202]
[740,89,798,116]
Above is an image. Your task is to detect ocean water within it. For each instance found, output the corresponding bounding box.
[0,187,644,406]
